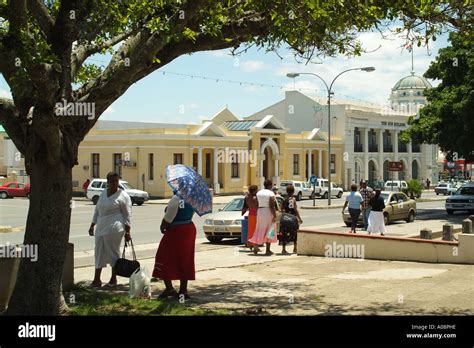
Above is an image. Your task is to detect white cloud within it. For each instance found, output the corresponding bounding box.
[0,88,12,98]
[239,60,269,73]
[274,30,444,106]
[244,85,267,93]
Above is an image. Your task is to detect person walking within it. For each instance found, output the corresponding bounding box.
[88,172,132,288]
[249,179,277,256]
[279,184,302,254]
[242,185,258,248]
[152,191,197,300]
[367,188,386,236]
[426,178,431,190]
[342,184,364,233]
[359,180,374,231]
[82,179,90,197]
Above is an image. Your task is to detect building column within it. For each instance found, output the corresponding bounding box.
[274,158,279,186]
[318,150,322,178]
[378,129,384,181]
[213,148,220,193]
[408,141,413,180]
[393,130,399,180]
[307,149,312,179]
[197,146,203,176]
[363,128,369,180]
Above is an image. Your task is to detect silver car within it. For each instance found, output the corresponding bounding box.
[445,183,474,215]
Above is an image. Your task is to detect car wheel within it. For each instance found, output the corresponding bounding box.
[337,191,343,198]
[446,209,454,215]
[296,192,302,201]
[136,201,144,206]
[436,192,439,195]
[406,211,415,223]
[383,213,389,225]
[92,196,99,205]
[206,236,223,243]
[323,192,328,199]
[0,192,8,199]
[344,222,351,227]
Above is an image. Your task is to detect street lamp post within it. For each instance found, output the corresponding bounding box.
[287,67,375,206]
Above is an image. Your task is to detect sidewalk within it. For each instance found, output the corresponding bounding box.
[73,240,474,315]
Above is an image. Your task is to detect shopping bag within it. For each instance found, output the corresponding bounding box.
[129,267,152,299]
[267,224,276,239]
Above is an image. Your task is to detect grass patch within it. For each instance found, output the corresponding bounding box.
[66,283,234,316]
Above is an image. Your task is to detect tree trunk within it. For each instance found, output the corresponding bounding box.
[6,153,72,315]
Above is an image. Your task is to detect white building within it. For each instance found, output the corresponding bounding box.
[246,73,439,189]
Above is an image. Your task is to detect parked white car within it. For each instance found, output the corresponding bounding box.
[278,180,313,201]
[87,178,149,205]
[445,183,474,215]
[384,180,408,192]
[311,178,343,199]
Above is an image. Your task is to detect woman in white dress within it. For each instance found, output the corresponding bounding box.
[88,172,132,288]
[367,189,386,236]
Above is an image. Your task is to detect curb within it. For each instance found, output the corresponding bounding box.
[301,205,344,210]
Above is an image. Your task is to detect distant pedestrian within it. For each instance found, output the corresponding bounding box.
[279,184,303,254]
[367,188,386,236]
[426,178,431,190]
[242,185,258,248]
[343,184,364,233]
[88,172,132,288]
[359,180,374,231]
[83,179,90,197]
[249,179,277,256]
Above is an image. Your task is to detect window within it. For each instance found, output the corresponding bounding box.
[113,153,122,177]
[192,153,198,171]
[173,153,183,165]
[92,154,100,178]
[91,181,102,189]
[7,183,16,188]
[231,154,239,178]
[205,153,211,178]
[148,153,154,180]
[330,154,336,174]
[294,183,301,187]
[293,154,300,175]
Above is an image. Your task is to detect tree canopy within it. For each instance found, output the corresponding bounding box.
[402,30,474,161]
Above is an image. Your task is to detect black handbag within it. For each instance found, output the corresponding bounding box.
[280,212,299,232]
[114,239,140,278]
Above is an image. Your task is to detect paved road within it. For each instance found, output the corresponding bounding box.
[1,192,470,251]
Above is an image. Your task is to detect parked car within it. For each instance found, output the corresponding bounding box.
[86,178,149,205]
[368,180,385,190]
[311,178,344,199]
[0,182,30,199]
[445,183,474,215]
[342,191,416,227]
[434,182,455,195]
[278,180,313,201]
[203,196,284,243]
[448,182,464,195]
[384,180,408,192]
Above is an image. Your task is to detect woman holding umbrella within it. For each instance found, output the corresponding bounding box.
[153,165,212,300]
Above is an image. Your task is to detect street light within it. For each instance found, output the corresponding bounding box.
[287,67,376,206]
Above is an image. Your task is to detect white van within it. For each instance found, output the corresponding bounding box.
[384,180,408,192]
[87,178,149,205]
[311,178,344,199]
[278,180,313,201]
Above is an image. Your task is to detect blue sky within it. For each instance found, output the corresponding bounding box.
[0,30,449,124]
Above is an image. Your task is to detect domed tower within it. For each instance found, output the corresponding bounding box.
[389,71,432,113]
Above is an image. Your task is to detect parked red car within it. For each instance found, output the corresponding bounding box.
[0,182,30,199]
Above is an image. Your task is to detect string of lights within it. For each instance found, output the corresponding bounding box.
[86,57,385,107]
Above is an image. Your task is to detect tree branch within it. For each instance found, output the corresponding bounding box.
[0,97,26,153]
[26,0,54,40]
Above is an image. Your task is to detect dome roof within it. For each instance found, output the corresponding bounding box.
[393,72,432,90]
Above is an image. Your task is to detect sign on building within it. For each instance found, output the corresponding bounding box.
[388,161,404,171]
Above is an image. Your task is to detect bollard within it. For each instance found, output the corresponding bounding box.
[469,215,474,224]
[442,224,454,241]
[462,219,473,234]
[420,228,432,239]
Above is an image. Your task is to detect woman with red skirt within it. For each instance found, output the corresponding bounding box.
[153,193,196,300]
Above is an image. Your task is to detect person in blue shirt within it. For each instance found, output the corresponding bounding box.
[342,184,364,233]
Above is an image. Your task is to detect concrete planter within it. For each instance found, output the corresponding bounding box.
[0,243,74,312]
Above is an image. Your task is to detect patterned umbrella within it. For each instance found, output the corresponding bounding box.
[166,164,213,216]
